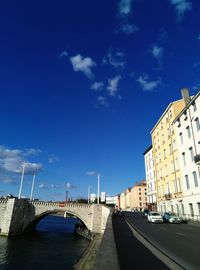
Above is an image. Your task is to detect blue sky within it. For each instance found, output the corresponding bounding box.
[0,0,200,201]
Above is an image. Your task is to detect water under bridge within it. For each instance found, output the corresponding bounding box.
[0,198,110,236]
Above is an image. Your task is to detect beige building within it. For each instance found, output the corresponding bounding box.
[120,192,126,210]
[151,90,189,213]
[130,180,147,211]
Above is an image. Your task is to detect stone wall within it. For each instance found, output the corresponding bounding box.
[0,199,7,231]
[0,198,35,236]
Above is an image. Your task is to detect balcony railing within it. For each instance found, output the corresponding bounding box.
[165,193,172,200]
[194,154,200,165]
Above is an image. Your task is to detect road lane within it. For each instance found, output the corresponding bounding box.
[112,213,170,270]
[125,212,200,270]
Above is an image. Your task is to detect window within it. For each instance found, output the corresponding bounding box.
[164,149,166,159]
[195,117,200,132]
[186,126,191,138]
[189,203,194,217]
[179,132,183,144]
[174,179,178,193]
[173,140,176,150]
[185,175,190,189]
[169,144,173,154]
[192,102,197,112]
[192,171,198,187]
[181,204,185,215]
[171,160,175,173]
[178,178,182,192]
[175,157,179,171]
[169,110,172,118]
[165,164,168,176]
[197,203,200,215]
[189,147,194,161]
[182,152,186,166]
[171,205,174,213]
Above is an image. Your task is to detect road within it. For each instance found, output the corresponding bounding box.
[112,213,170,270]
[122,212,200,270]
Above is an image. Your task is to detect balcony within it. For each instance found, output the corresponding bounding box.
[165,193,172,200]
[194,154,200,165]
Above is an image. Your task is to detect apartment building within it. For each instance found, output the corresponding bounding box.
[174,89,200,219]
[151,90,187,213]
[130,180,147,211]
[143,145,157,211]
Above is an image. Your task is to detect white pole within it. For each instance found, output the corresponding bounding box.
[97,173,100,204]
[18,162,26,199]
[30,173,36,201]
[88,185,91,204]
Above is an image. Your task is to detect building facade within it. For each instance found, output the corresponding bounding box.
[151,91,188,214]
[130,180,147,211]
[174,90,200,219]
[143,145,157,211]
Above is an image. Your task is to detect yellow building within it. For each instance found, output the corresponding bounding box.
[130,180,147,211]
[120,192,126,210]
[151,90,189,213]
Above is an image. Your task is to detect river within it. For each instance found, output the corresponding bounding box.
[0,215,90,270]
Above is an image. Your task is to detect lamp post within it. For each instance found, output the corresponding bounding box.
[30,172,36,201]
[97,173,100,204]
[88,185,91,204]
[18,162,26,199]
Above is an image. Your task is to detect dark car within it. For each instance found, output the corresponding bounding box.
[142,208,149,217]
[163,212,182,223]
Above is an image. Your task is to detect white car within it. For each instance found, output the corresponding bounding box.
[147,211,164,223]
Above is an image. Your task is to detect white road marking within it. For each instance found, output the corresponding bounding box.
[176,232,185,237]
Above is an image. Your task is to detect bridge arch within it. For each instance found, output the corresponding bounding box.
[26,209,89,232]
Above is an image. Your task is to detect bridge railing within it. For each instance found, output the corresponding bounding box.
[0,199,7,204]
[30,201,92,208]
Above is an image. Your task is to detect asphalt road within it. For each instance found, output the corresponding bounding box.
[112,213,170,270]
[124,212,200,270]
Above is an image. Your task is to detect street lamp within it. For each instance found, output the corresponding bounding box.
[88,185,91,204]
[18,162,27,199]
[30,172,36,201]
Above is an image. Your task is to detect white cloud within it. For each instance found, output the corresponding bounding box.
[97,96,109,107]
[120,24,138,34]
[0,174,17,184]
[86,171,97,176]
[0,146,43,175]
[169,0,192,20]
[38,183,49,189]
[91,81,104,91]
[66,182,76,189]
[50,184,60,189]
[70,54,96,78]
[107,76,121,96]
[48,154,59,164]
[118,0,133,16]
[137,74,161,91]
[59,50,68,57]
[103,49,125,69]
[151,45,163,61]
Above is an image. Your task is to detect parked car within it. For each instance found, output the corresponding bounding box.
[163,212,182,224]
[147,211,164,223]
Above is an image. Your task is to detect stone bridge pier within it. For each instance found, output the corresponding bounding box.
[0,198,110,236]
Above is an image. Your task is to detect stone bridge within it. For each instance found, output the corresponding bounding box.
[0,198,110,236]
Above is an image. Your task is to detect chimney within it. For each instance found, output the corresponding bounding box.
[181,88,190,105]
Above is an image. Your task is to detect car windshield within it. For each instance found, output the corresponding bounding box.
[151,213,160,216]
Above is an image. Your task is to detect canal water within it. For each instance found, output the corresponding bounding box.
[0,215,90,270]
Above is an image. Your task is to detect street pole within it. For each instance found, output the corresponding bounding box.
[88,185,91,204]
[66,190,68,202]
[18,162,26,199]
[30,172,36,201]
[97,173,100,204]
